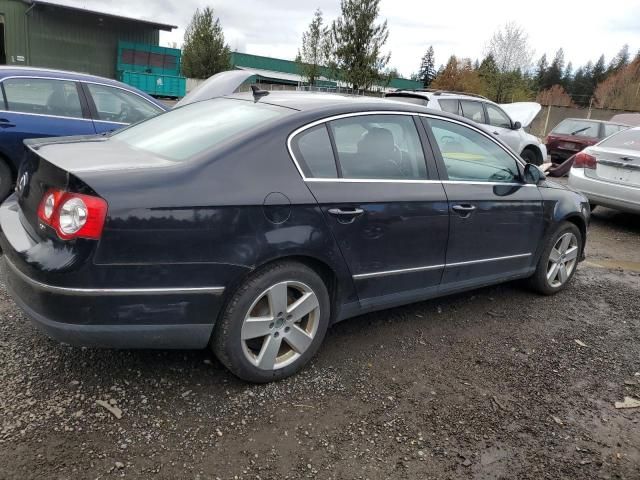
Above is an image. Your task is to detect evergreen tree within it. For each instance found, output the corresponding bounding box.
[561,61,573,90]
[534,54,547,90]
[330,0,390,90]
[417,46,436,88]
[592,54,607,85]
[181,7,231,79]
[608,44,630,74]
[541,48,564,90]
[296,9,330,86]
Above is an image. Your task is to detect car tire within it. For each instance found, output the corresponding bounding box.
[211,261,331,383]
[0,160,13,201]
[529,222,582,295]
[520,148,540,166]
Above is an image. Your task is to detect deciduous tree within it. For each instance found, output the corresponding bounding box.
[296,9,330,86]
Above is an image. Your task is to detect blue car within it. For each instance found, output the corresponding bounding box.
[0,67,168,198]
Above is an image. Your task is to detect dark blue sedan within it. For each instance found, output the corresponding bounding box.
[0,67,167,198]
[0,89,590,383]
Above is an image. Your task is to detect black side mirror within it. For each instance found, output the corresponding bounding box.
[512,121,522,130]
[523,163,546,184]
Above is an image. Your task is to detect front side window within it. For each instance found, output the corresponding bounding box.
[552,119,599,138]
[460,100,485,124]
[3,78,83,119]
[486,104,512,129]
[328,114,427,180]
[86,83,163,124]
[427,118,520,183]
[291,125,337,178]
[438,99,461,115]
[113,98,290,161]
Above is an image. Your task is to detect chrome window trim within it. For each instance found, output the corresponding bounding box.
[0,74,164,121]
[0,109,93,123]
[286,110,528,184]
[5,257,225,296]
[352,253,532,280]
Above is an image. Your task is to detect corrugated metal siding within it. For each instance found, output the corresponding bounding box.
[27,4,159,78]
[0,0,29,64]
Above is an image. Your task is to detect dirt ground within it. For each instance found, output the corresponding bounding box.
[1,205,639,480]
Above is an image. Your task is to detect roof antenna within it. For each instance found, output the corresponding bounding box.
[251,85,270,102]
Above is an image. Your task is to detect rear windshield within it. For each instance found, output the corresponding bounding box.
[599,128,640,151]
[551,119,599,137]
[112,98,291,161]
[385,95,428,106]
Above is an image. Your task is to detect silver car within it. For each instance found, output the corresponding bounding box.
[568,126,640,214]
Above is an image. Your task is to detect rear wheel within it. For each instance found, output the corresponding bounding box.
[0,160,13,201]
[529,222,582,295]
[211,261,330,383]
[521,148,540,166]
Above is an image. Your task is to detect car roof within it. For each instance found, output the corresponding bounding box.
[385,89,491,102]
[0,66,167,109]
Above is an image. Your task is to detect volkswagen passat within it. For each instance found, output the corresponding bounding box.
[0,90,590,382]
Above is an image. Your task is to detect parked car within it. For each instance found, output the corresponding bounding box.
[0,67,168,199]
[384,90,547,165]
[0,89,590,383]
[568,126,640,214]
[546,118,630,164]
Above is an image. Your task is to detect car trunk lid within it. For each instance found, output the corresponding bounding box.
[586,146,640,187]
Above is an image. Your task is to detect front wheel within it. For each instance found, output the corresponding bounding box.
[211,261,331,383]
[529,222,582,295]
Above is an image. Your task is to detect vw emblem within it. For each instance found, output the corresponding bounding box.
[16,171,28,194]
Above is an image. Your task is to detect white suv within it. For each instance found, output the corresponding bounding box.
[385,90,547,165]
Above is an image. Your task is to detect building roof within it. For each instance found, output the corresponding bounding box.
[22,0,177,31]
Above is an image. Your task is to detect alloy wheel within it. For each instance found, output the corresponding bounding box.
[240,281,320,370]
[546,232,579,288]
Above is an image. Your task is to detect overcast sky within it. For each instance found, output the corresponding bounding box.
[59,0,640,78]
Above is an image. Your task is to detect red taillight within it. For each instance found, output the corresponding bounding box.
[573,151,597,169]
[37,189,108,240]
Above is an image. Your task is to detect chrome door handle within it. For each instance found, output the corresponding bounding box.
[328,207,364,216]
[452,204,476,217]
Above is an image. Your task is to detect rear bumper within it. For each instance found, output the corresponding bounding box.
[568,168,640,214]
[4,256,219,348]
[0,195,229,349]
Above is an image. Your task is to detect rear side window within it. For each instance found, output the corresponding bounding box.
[599,128,640,151]
[603,123,627,138]
[328,114,427,180]
[86,83,162,124]
[291,125,337,178]
[438,99,460,115]
[552,119,599,137]
[460,100,485,124]
[427,118,520,183]
[486,104,512,129]
[113,98,290,161]
[3,78,83,119]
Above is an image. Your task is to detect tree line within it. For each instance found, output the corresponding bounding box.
[179,3,640,110]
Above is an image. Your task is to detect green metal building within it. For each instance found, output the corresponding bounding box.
[0,0,175,78]
[230,52,422,91]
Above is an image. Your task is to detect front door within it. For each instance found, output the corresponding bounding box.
[289,113,449,307]
[423,116,543,288]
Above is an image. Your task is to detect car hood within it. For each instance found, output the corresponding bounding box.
[499,102,541,128]
[174,70,255,108]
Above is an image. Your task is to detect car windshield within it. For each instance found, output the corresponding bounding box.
[112,98,291,161]
[599,128,640,152]
[551,119,599,137]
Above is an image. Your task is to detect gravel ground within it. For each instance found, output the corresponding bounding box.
[1,206,639,480]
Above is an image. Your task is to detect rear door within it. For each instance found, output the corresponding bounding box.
[0,77,95,166]
[82,83,165,134]
[587,129,640,186]
[290,112,449,306]
[422,116,543,287]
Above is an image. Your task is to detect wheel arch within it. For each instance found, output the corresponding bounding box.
[562,214,587,255]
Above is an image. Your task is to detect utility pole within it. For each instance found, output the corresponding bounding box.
[587,97,593,119]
